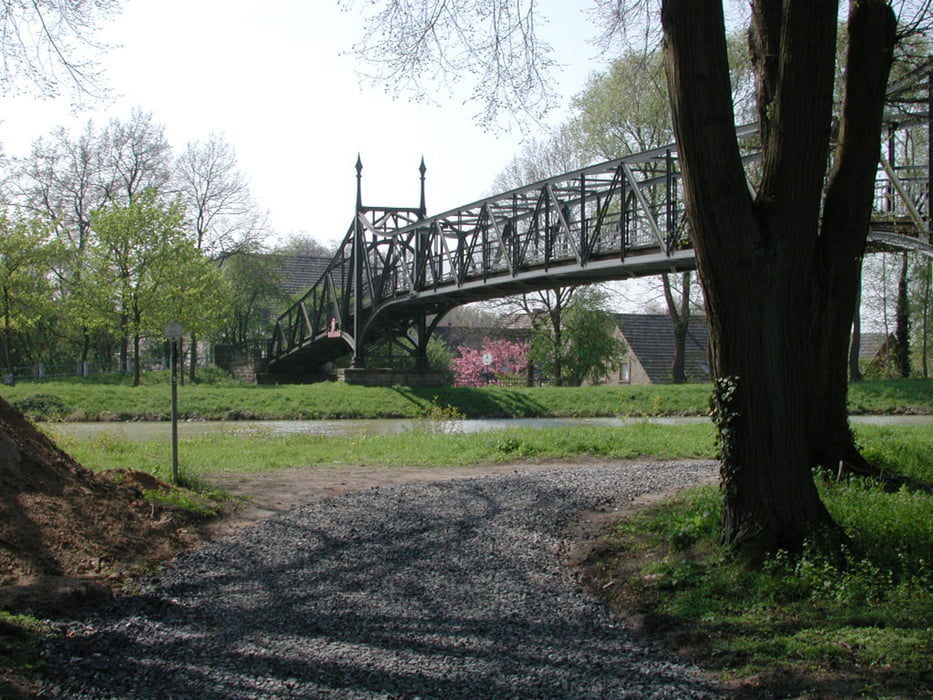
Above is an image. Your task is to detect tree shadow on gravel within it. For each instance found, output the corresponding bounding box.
[40,473,724,699]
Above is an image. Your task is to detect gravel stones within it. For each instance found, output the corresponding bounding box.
[40,461,723,699]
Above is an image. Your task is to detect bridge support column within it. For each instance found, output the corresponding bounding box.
[414,313,430,371]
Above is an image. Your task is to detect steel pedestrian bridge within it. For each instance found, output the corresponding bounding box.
[268,64,933,376]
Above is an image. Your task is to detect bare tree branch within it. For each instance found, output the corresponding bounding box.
[0,0,120,100]
[341,0,559,128]
[588,0,660,54]
[891,0,933,39]
[175,134,269,261]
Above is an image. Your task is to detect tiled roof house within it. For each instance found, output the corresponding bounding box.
[857,332,892,363]
[609,316,889,385]
[276,255,331,297]
[612,313,711,385]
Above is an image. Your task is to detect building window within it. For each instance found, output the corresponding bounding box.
[619,362,631,384]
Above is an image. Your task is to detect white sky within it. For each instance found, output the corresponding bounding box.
[0,0,609,248]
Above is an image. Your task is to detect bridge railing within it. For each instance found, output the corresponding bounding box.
[369,147,691,297]
[360,126,769,307]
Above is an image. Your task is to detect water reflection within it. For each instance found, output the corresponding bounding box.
[43,414,931,443]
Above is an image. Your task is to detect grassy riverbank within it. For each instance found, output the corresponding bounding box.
[10,375,933,698]
[588,427,933,698]
[48,422,718,475]
[44,419,925,481]
[5,373,933,421]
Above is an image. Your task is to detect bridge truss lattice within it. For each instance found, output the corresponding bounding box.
[269,64,933,375]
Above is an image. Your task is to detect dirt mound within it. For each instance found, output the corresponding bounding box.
[0,396,205,616]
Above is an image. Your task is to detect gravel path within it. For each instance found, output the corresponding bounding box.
[40,461,724,699]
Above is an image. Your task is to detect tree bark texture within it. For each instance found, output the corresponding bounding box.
[189,332,199,383]
[896,253,911,377]
[806,0,896,475]
[662,272,692,384]
[849,298,863,382]
[132,332,141,387]
[923,261,931,378]
[549,289,564,386]
[662,0,896,561]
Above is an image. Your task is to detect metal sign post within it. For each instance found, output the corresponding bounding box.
[164,322,183,484]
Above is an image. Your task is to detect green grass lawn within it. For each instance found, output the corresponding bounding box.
[5,374,932,422]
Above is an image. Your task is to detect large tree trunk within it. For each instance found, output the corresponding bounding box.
[80,329,91,366]
[133,333,141,387]
[670,318,687,384]
[807,0,896,477]
[549,292,564,386]
[849,284,863,382]
[662,272,691,384]
[896,253,911,377]
[662,0,896,563]
[922,260,931,378]
[189,332,199,383]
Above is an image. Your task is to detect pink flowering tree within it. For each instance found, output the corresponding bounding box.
[452,337,529,387]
